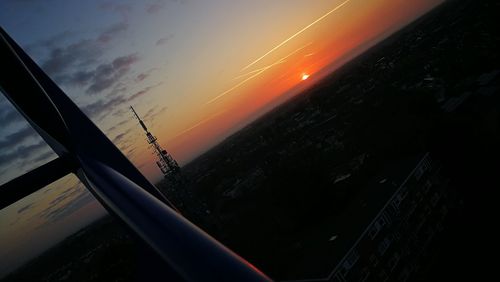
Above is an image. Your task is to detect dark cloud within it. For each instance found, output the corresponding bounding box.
[49,186,79,206]
[127,85,155,101]
[126,146,138,156]
[25,30,75,53]
[146,0,166,14]
[0,105,24,126]
[86,53,139,94]
[0,140,47,168]
[53,53,139,93]
[155,37,168,46]
[98,22,128,43]
[38,184,95,224]
[81,82,159,118]
[64,70,94,86]
[155,34,173,46]
[17,203,35,214]
[119,142,133,151]
[143,104,167,122]
[31,150,55,163]
[0,126,37,151]
[134,68,157,82]
[143,107,157,120]
[34,21,130,89]
[112,132,127,144]
[110,107,128,120]
[173,0,187,4]
[112,128,132,144]
[42,39,101,76]
[100,2,133,21]
[155,105,168,116]
[107,119,129,132]
[81,95,127,118]
[135,73,148,82]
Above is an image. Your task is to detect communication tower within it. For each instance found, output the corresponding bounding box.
[130,106,180,176]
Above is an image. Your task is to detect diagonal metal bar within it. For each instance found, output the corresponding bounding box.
[0,26,272,281]
[77,156,271,282]
[0,27,174,209]
[0,157,77,210]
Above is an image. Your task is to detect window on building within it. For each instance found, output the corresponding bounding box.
[369,224,381,240]
[388,252,401,271]
[378,236,392,256]
[369,254,379,267]
[431,192,440,207]
[359,267,371,282]
[415,167,424,180]
[344,249,360,269]
[423,180,432,193]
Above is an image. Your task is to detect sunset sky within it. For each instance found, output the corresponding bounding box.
[0,0,444,276]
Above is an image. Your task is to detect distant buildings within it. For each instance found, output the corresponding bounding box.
[286,153,453,282]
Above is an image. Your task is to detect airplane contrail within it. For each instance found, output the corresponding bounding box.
[207,43,312,104]
[206,61,283,104]
[233,60,287,80]
[172,111,226,138]
[234,42,312,80]
[241,0,352,71]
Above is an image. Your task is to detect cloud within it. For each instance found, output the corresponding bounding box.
[25,30,75,54]
[112,132,127,144]
[81,82,160,119]
[35,22,130,89]
[42,39,102,77]
[155,34,173,46]
[0,104,24,127]
[146,0,166,14]
[81,95,127,118]
[126,146,138,156]
[107,119,129,132]
[31,151,55,163]
[135,73,149,82]
[97,22,128,43]
[17,203,35,214]
[112,128,132,144]
[0,126,36,151]
[37,184,95,224]
[99,2,133,21]
[126,84,156,101]
[155,37,168,46]
[142,107,157,120]
[49,186,79,206]
[1,141,46,162]
[134,68,157,82]
[0,140,47,170]
[85,53,139,94]
[143,104,167,122]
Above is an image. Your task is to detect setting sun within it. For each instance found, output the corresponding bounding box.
[302,73,310,80]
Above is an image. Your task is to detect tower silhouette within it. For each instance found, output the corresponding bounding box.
[130,106,180,176]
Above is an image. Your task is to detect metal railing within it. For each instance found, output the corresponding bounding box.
[0,27,271,282]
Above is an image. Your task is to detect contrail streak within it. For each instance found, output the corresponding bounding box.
[241,0,352,71]
[233,60,286,80]
[234,42,312,80]
[207,43,312,104]
[206,61,282,104]
[172,111,226,138]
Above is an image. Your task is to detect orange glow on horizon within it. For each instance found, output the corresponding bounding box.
[138,0,445,179]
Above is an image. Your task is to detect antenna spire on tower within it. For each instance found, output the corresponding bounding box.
[130,105,180,176]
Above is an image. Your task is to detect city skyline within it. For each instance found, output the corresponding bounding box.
[0,0,444,277]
